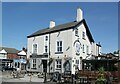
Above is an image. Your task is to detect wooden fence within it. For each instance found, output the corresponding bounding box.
[75,70,118,84]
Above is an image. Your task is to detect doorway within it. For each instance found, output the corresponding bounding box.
[42,60,47,72]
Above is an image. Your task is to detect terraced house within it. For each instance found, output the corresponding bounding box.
[27,8,101,74]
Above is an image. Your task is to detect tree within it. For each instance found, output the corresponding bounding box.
[113,50,119,54]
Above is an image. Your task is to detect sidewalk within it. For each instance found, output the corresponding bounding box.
[2,74,44,82]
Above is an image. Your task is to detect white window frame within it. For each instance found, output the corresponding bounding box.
[45,45,48,53]
[33,59,37,69]
[75,28,78,36]
[56,41,63,52]
[76,60,79,64]
[83,44,85,53]
[32,43,38,54]
[56,59,62,70]
[45,35,48,41]
[82,31,85,39]
[86,45,89,54]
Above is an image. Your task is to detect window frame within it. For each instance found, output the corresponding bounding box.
[32,43,38,54]
[45,36,48,41]
[82,31,85,40]
[56,59,62,70]
[86,45,89,54]
[56,41,63,53]
[75,28,78,36]
[45,46,48,53]
[76,60,79,64]
[83,44,85,53]
[33,59,37,69]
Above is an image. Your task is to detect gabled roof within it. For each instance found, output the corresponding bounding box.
[0,47,19,54]
[18,50,27,56]
[0,49,7,54]
[27,19,94,42]
[106,53,118,57]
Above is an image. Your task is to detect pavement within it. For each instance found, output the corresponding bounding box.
[0,71,68,84]
[2,74,44,82]
[2,82,56,84]
[1,71,53,83]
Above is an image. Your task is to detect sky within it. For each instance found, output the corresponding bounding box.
[2,2,118,53]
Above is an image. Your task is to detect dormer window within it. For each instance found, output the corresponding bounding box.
[75,28,78,36]
[82,31,85,39]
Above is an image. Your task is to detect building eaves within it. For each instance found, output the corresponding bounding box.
[27,20,81,38]
[27,19,94,42]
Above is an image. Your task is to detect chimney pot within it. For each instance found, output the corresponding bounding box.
[49,20,55,28]
[76,8,83,22]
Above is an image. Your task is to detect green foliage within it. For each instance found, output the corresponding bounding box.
[113,50,119,54]
[96,67,107,84]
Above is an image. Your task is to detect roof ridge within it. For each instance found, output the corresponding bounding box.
[0,46,18,50]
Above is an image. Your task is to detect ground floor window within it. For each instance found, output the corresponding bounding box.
[76,60,79,65]
[56,59,62,70]
[33,59,36,69]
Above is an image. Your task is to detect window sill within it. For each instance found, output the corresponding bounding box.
[31,68,37,69]
[43,53,48,55]
[75,35,79,37]
[87,53,90,55]
[56,68,61,70]
[82,38,86,40]
[55,52,63,54]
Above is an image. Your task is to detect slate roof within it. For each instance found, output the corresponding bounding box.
[27,19,94,42]
[0,47,19,54]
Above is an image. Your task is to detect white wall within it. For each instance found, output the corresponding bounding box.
[50,29,72,73]
[0,49,7,59]
[27,34,49,58]
[0,54,7,59]
[50,29,72,59]
[27,22,98,73]
[71,23,92,74]
[91,42,101,56]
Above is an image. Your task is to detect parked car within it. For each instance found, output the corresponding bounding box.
[2,66,17,71]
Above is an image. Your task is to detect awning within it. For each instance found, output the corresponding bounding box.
[14,59,27,63]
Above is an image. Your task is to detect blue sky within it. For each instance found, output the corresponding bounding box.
[2,2,118,53]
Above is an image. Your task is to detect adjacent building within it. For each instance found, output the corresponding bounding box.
[27,8,101,74]
[14,48,27,70]
[0,47,19,68]
[0,47,27,70]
